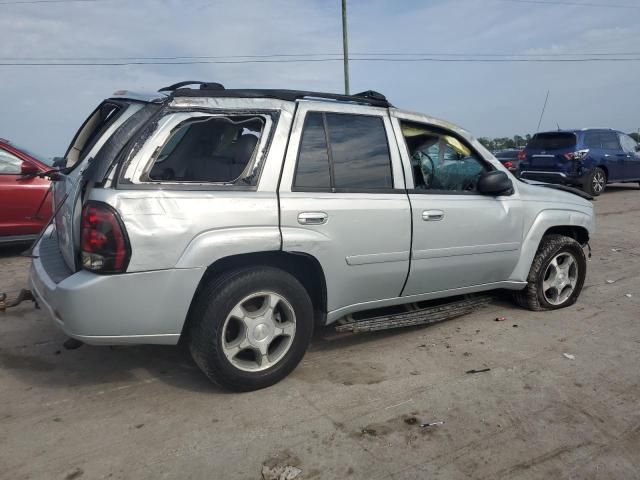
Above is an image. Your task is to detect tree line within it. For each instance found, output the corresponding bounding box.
[478,132,640,152]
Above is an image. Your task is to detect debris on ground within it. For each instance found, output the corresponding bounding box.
[404,416,418,425]
[420,420,445,428]
[606,279,616,284]
[512,324,519,328]
[261,465,302,480]
[624,293,633,298]
[563,353,576,360]
[466,368,491,374]
[495,316,507,322]
[611,248,622,253]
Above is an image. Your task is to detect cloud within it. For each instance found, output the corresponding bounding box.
[0,0,639,155]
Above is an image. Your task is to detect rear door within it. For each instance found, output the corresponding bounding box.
[619,133,640,179]
[279,101,411,318]
[599,131,624,180]
[52,100,145,269]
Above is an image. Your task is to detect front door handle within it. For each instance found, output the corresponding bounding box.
[422,210,445,221]
[298,212,328,225]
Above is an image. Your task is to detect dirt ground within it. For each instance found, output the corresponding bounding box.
[1,184,639,480]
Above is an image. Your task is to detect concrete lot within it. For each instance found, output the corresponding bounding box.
[1,185,639,480]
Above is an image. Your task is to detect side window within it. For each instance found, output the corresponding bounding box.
[325,113,393,189]
[400,121,488,193]
[293,112,331,189]
[293,112,394,191]
[619,134,638,153]
[600,132,621,150]
[147,115,264,184]
[583,132,601,149]
[0,148,22,174]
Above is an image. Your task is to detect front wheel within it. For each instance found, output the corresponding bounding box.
[584,167,606,196]
[188,266,314,391]
[513,234,587,311]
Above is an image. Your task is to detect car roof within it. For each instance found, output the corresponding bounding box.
[535,128,622,135]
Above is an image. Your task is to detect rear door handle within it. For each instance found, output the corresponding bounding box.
[298,212,328,225]
[422,210,445,221]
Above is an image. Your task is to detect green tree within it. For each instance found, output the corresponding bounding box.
[629,132,640,142]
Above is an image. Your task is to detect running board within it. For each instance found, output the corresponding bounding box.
[335,295,492,333]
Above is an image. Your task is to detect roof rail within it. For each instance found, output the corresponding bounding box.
[159,81,225,92]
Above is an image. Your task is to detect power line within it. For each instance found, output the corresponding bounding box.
[0,0,105,4]
[2,57,640,66]
[500,0,640,8]
[1,51,639,61]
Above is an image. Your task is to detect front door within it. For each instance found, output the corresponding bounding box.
[279,102,411,318]
[391,114,523,296]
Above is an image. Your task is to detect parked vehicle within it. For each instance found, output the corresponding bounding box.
[29,83,594,390]
[0,138,53,244]
[494,149,523,173]
[519,129,640,196]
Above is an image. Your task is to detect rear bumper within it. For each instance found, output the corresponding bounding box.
[520,170,587,187]
[29,236,203,345]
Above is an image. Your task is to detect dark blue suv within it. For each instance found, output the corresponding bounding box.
[519,129,640,196]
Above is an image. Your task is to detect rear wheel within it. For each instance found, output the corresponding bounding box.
[188,267,314,391]
[584,167,606,196]
[513,234,587,311]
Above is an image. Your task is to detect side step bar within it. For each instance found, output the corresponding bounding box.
[335,295,492,333]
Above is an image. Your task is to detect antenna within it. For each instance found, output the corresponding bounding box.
[536,90,550,132]
[557,122,561,131]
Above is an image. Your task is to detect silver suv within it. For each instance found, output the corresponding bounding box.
[29,82,595,391]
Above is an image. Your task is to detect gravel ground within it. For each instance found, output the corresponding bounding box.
[1,184,639,480]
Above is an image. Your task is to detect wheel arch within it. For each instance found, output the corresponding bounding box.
[180,251,328,340]
[509,209,593,282]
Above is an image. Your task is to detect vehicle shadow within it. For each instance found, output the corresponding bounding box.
[0,245,30,258]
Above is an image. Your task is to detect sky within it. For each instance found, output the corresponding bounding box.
[1,0,639,157]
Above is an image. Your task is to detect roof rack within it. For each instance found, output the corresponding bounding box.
[167,83,392,107]
[159,81,225,92]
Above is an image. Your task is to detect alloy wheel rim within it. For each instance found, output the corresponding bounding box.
[592,171,605,193]
[542,252,579,305]
[221,291,296,372]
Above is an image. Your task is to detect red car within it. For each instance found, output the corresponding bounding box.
[0,138,53,244]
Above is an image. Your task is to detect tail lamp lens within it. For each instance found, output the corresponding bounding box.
[80,201,131,273]
[563,149,589,161]
[503,161,514,169]
[518,150,526,161]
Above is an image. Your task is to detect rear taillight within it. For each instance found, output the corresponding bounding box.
[80,201,131,273]
[563,149,589,161]
[503,161,514,169]
[518,150,526,161]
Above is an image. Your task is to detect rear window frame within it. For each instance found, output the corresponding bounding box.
[115,107,279,191]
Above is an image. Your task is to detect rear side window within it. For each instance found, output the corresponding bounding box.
[583,132,601,149]
[293,112,393,191]
[147,115,264,184]
[0,148,21,174]
[600,132,621,150]
[527,132,577,150]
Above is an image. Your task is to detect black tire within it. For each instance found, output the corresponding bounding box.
[513,234,587,311]
[584,167,606,196]
[187,266,314,391]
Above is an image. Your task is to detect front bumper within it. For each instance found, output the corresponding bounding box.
[519,170,587,187]
[29,236,203,345]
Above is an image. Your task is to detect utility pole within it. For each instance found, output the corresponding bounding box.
[341,0,350,95]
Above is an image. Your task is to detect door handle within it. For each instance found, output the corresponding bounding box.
[422,210,445,221]
[298,212,328,225]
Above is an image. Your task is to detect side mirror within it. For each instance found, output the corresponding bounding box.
[20,161,40,176]
[477,170,513,196]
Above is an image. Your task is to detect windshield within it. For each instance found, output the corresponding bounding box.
[527,132,576,151]
[14,143,53,166]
